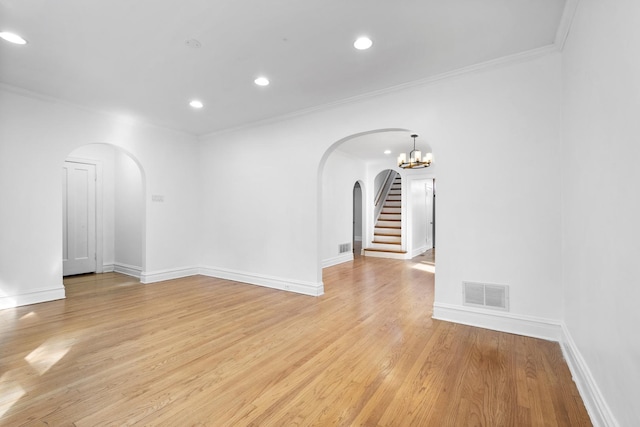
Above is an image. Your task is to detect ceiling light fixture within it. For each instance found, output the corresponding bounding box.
[384,150,391,154]
[189,100,204,109]
[398,134,432,169]
[254,77,269,86]
[354,36,372,50]
[0,31,27,45]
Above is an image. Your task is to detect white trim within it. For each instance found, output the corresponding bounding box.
[560,323,619,427]
[202,45,558,138]
[322,253,354,268]
[114,263,142,279]
[102,263,115,272]
[0,83,196,137]
[554,0,581,51]
[140,266,199,284]
[410,245,430,259]
[199,266,324,297]
[432,302,562,342]
[354,236,362,242]
[0,286,65,309]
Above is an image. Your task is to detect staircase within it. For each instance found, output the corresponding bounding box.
[364,174,407,259]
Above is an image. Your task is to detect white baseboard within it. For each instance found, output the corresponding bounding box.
[410,245,429,258]
[432,302,562,341]
[102,263,115,273]
[140,266,199,284]
[0,286,66,309]
[199,266,324,296]
[560,323,619,427]
[354,236,362,242]
[113,263,142,278]
[322,253,354,268]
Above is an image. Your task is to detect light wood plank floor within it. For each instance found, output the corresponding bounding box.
[0,253,591,426]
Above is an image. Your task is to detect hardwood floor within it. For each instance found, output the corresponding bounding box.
[0,254,591,426]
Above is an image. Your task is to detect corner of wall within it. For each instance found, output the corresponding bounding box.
[140,266,199,284]
[559,323,620,427]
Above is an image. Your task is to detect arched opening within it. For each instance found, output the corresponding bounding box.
[318,128,436,278]
[62,143,146,281]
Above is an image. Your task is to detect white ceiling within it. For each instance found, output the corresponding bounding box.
[0,0,566,136]
[334,130,422,163]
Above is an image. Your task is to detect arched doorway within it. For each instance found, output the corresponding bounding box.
[318,128,436,271]
[352,181,363,258]
[62,143,145,278]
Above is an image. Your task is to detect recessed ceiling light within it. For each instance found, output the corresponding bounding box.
[354,36,372,50]
[384,150,391,155]
[189,100,204,109]
[254,77,270,86]
[0,31,28,45]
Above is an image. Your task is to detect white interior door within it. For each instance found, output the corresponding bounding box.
[425,180,434,249]
[63,161,97,276]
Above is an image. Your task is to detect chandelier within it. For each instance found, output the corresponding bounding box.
[397,134,433,169]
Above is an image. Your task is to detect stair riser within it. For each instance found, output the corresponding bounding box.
[384,201,401,208]
[363,250,407,260]
[376,220,401,227]
[374,228,401,236]
[378,214,401,221]
[369,242,404,251]
[373,235,401,243]
[381,208,401,214]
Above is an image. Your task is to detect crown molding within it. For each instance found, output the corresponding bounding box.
[200,44,559,140]
[4,0,580,141]
[555,0,581,51]
[0,82,197,138]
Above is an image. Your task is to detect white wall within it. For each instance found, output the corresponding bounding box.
[0,87,200,307]
[431,54,563,326]
[561,0,640,425]
[199,52,563,320]
[114,150,143,271]
[321,150,367,267]
[197,123,328,295]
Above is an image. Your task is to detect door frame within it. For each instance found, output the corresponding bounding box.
[65,156,104,274]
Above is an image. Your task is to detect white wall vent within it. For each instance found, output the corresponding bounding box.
[339,243,351,254]
[463,281,509,311]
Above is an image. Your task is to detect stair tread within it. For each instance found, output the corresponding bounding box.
[372,241,401,245]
